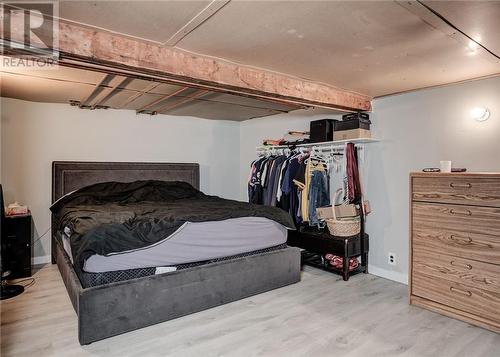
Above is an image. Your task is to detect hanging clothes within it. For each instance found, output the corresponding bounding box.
[248,150,326,226]
[305,159,327,220]
[308,170,330,227]
[345,143,362,203]
[248,143,363,230]
[283,155,302,224]
[248,157,265,204]
[292,156,307,222]
[264,156,286,206]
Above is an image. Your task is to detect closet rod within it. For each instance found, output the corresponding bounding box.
[255,148,345,157]
[255,138,378,152]
[256,144,364,155]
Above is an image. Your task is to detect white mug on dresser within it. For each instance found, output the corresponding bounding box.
[440,160,452,173]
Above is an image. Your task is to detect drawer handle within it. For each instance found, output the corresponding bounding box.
[450,287,472,297]
[450,260,472,270]
[450,234,473,245]
[450,182,472,189]
[450,209,472,216]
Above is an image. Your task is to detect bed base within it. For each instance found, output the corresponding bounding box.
[52,161,301,344]
[55,238,301,345]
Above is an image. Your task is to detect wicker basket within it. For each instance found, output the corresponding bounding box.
[325,189,361,237]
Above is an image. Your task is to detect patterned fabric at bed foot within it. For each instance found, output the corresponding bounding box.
[77,243,289,288]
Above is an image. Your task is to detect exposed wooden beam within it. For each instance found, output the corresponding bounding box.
[3,20,372,111]
[156,90,209,114]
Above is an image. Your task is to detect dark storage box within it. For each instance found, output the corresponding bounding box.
[342,112,370,121]
[335,118,371,131]
[310,119,338,143]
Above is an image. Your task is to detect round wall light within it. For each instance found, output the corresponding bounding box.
[470,107,490,122]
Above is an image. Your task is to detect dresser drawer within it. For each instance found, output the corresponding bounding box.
[412,273,500,323]
[413,202,500,237]
[413,249,500,294]
[413,228,500,263]
[412,176,500,207]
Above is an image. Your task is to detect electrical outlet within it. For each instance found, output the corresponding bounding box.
[388,252,397,266]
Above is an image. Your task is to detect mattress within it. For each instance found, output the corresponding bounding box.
[62,217,288,273]
[70,243,289,288]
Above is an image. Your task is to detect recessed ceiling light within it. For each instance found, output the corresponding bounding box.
[467,40,480,55]
[470,107,490,122]
[468,40,479,50]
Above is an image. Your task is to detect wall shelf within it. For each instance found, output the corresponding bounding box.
[256,137,378,151]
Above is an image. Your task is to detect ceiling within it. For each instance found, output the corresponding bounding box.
[1,0,500,120]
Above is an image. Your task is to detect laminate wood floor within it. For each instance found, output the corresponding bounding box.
[1,264,499,357]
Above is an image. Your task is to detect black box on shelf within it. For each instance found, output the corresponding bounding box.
[335,118,371,131]
[310,119,338,143]
[342,112,370,121]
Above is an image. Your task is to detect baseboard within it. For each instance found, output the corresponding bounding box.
[32,255,51,265]
[32,257,410,283]
[369,265,408,285]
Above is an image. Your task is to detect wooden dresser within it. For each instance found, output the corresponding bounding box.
[409,172,500,333]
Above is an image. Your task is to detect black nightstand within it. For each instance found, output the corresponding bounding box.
[4,213,32,278]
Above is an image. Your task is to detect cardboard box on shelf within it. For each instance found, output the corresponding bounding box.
[333,128,371,141]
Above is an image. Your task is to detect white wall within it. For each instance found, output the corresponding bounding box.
[1,98,240,262]
[239,76,500,284]
[367,76,500,283]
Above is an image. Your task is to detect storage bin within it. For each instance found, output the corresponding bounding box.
[335,118,371,131]
[333,129,371,141]
[325,189,361,237]
[310,119,338,143]
[342,112,370,121]
[317,204,359,220]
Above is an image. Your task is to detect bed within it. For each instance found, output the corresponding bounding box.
[51,161,301,345]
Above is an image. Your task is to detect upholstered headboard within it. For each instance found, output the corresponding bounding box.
[52,161,200,202]
[51,161,199,263]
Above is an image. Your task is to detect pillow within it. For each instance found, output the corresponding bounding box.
[50,180,203,213]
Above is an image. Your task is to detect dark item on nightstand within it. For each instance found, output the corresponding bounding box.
[2,186,32,280]
[0,184,26,300]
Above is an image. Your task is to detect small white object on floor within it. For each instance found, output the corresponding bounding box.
[155,266,177,274]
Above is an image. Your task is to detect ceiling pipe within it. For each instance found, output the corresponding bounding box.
[79,74,115,108]
[117,82,162,109]
[136,87,191,114]
[93,77,135,108]
[154,89,210,114]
